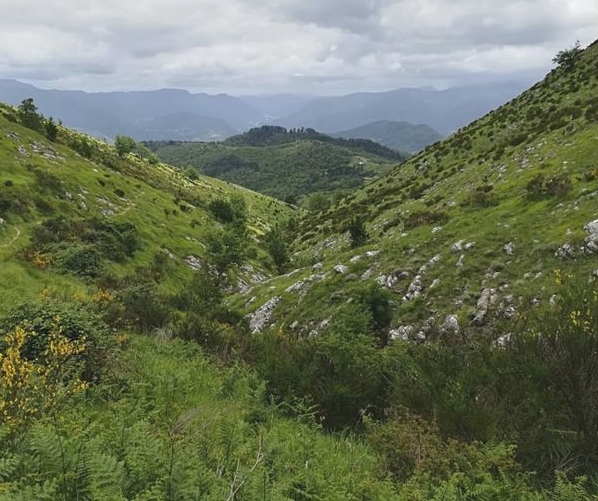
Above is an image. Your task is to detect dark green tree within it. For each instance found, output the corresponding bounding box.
[45,117,58,141]
[552,40,581,69]
[347,215,368,247]
[114,135,137,156]
[17,98,43,132]
[265,223,290,273]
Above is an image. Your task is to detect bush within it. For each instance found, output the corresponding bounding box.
[208,198,234,223]
[0,300,109,383]
[55,244,103,279]
[346,215,368,248]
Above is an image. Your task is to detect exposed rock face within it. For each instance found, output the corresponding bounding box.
[248,297,281,333]
[286,280,308,294]
[556,243,576,260]
[376,269,410,290]
[451,240,463,253]
[403,254,441,301]
[440,315,460,335]
[241,264,269,284]
[473,288,497,325]
[495,333,512,347]
[389,325,414,341]
[185,255,202,270]
[583,218,598,255]
[333,264,348,274]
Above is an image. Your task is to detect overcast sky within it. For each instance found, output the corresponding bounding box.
[0,0,596,95]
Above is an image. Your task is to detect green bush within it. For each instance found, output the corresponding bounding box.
[55,244,103,279]
[0,300,109,382]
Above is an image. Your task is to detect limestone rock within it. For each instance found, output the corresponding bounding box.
[451,240,463,253]
[440,315,460,335]
[495,333,512,348]
[389,325,414,341]
[503,242,515,255]
[248,297,281,333]
[556,243,575,260]
[582,219,598,255]
[185,255,202,270]
[333,264,348,274]
[473,288,497,325]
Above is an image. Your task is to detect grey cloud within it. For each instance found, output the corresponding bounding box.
[271,0,387,33]
[0,0,596,93]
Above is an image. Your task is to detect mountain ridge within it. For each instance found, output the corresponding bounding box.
[332,120,444,152]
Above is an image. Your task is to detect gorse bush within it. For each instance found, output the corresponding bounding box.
[0,300,109,383]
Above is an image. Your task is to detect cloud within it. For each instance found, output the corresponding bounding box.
[0,0,596,93]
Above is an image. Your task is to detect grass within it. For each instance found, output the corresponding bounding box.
[0,106,294,307]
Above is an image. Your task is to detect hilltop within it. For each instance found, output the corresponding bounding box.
[146,126,409,203]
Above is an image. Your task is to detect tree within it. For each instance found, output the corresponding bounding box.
[265,223,290,273]
[114,135,136,156]
[552,40,581,69]
[45,117,58,141]
[347,215,368,247]
[17,98,43,132]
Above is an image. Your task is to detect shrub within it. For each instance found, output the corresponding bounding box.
[346,215,368,248]
[0,300,109,383]
[55,244,103,279]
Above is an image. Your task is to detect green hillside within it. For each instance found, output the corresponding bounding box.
[225,41,598,490]
[3,40,598,499]
[0,103,296,312]
[146,126,409,203]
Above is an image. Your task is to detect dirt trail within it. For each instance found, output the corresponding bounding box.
[0,226,21,247]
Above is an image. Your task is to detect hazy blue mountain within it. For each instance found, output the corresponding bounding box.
[0,78,532,141]
[273,81,532,134]
[238,93,315,119]
[332,120,443,152]
[0,79,261,140]
[133,112,237,141]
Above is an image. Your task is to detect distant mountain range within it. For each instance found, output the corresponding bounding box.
[271,83,530,135]
[0,78,531,144]
[332,120,443,153]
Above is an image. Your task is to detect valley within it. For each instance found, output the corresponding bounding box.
[0,39,598,499]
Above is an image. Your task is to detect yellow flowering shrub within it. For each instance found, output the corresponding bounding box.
[0,324,88,432]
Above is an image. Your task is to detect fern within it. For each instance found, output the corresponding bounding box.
[549,471,595,500]
[88,452,126,501]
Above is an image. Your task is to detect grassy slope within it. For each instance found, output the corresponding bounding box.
[236,40,598,333]
[0,106,293,313]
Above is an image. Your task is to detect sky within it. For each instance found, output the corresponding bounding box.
[0,0,596,95]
